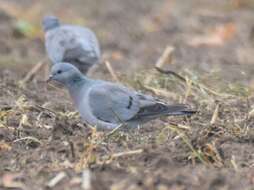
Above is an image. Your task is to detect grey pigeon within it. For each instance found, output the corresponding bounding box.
[42,15,100,74]
[48,63,195,129]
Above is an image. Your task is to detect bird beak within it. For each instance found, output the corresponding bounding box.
[46,75,53,83]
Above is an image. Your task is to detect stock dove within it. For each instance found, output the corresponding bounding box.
[47,62,195,129]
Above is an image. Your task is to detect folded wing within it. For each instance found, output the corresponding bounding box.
[88,83,140,123]
[88,83,195,124]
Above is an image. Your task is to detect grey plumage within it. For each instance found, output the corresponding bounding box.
[48,63,195,129]
[42,16,100,74]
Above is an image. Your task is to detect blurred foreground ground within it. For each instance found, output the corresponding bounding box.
[0,0,254,189]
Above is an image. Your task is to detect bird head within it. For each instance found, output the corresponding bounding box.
[47,62,83,87]
[42,15,60,32]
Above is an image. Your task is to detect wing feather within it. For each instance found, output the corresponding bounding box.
[88,83,195,124]
[88,84,140,123]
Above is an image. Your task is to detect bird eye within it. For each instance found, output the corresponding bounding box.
[57,70,62,74]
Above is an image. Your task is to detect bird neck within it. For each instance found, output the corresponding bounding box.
[67,75,88,104]
[67,75,86,89]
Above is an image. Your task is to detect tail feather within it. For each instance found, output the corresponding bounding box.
[129,103,196,121]
[163,104,196,116]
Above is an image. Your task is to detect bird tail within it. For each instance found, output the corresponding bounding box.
[130,103,196,121]
[162,104,196,116]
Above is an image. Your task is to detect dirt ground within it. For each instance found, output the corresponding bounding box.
[0,0,254,190]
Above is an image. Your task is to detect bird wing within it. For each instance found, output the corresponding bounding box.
[88,83,141,123]
[88,82,194,124]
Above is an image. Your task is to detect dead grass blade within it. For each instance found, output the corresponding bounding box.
[156,67,234,98]
[75,127,102,171]
[111,149,143,159]
[154,47,234,98]
[105,149,143,164]
[155,67,186,82]
[248,107,254,118]
[106,124,124,137]
[210,103,220,124]
[104,60,120,82]
[163,125,208,165]
[183,77,193,104]
[13,136,42,145]
[137,81,178,99]
[231,155,238,171]
[47,172,67,188]
[155,46,175,68]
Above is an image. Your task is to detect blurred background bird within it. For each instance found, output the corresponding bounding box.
[42,15,101,74]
